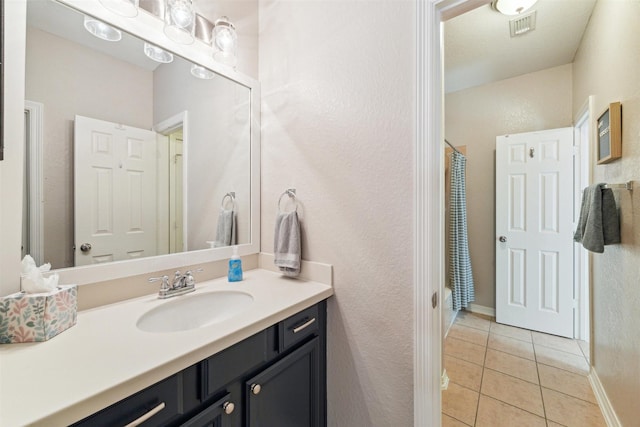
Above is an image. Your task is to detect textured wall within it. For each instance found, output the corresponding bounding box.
[445,64,573,308]
[25,27,153,269]
[572,1,640,424]
[259,1,415,425]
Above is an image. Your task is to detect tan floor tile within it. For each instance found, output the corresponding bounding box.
[475,395,546,427]
[488,333,535,360]
[484,349,539,384]
[442,382,479,426]
[538,364,597,404]
[535,345,590,375]
[490,322,533,342]
[481,369,544,417]
[445,355,483,391]
[442,413,471,427]
[445,336,486,366]
[455,311,491,331]
[532,331,583,356]
[578,340,591,362]
[546,422,566,427]
[448,323,489,347]
[542,387,607,427]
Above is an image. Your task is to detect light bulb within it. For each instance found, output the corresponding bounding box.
[164,0,195,44]
[83,16,122,42]
[170,2,194,28]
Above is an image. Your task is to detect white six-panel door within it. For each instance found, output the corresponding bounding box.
[496,128,574,338]
[74,115,158,266]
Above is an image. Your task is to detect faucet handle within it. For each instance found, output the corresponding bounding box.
[184,268,203,287]
[148,275,170,290]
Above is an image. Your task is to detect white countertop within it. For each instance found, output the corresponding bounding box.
[0,269,333,426]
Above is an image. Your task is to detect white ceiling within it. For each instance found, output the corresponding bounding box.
[444,0,597,93]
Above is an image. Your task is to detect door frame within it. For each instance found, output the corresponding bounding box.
[154,111,189,253]
[573,97,593,343]
[24,100,44,265]
[415,0,491,425]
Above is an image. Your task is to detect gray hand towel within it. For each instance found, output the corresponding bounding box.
[274,211,301,277]
[213,208,236,248]
[574,183,621,253]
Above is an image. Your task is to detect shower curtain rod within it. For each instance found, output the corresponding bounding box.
[444,139,461,154]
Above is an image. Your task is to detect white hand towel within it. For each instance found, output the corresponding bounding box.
[213,208,237,248]
[274,211,301,277]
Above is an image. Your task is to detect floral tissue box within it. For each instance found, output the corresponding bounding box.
[0,285,77,344]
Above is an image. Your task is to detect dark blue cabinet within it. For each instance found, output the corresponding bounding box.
[72,300,327,427]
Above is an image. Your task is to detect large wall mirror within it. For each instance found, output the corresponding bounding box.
[21,0,259,284]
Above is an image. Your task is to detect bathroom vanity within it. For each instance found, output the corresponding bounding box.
[0,269,333,426]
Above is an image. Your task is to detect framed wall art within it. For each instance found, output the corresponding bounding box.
[596,101,622,164]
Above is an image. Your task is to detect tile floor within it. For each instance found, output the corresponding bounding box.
[442,310,606,427]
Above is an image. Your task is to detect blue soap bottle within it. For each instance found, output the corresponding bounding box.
[228,246,243,282]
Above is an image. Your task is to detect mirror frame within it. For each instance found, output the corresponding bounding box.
[29,0,261,286]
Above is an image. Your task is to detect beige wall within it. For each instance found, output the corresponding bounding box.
[572,1,640,424]
[445,64,573,309]
[259,0,415,424]
[25,27,153,269]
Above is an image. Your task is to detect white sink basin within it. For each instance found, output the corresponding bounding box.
[137,290,254,333]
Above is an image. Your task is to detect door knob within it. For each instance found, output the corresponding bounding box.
[80,243,92,252]
[250,383,261,395]
[499,236,507,243]
[222,401,235,415]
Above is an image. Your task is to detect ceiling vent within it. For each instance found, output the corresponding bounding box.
[509,10,536,37]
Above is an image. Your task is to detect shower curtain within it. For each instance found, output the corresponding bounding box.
[449,151,475,310]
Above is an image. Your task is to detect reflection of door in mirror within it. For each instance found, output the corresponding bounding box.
[74,116,158,266]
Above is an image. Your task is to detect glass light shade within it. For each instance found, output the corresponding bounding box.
[83,16,122,42]
[143,42,174,63]
[190,64,215,80]
[164,0,195,45]
[212,17,237,67]
[98,0,139,18]
[493,0,538,15]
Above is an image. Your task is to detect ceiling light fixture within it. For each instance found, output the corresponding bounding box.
[163,0,195,45]
[83,16,122,42]
[98,0,139,18]
[212,16,237,67]
[143,42,174,63]
[190,64,215,79]
[492,0,538,15]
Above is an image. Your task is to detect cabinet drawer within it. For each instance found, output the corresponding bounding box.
[205,330,268,395]
[279,304,319,351]
[181,393,235,427]
[71,374,181,427]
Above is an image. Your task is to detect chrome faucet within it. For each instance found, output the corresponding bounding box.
[148,268,203,299]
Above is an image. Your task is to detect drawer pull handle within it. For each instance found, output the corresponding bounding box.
[124,402,166,427]
[292,317,316,334]
[251,383,262,395]
[223,401,235,415]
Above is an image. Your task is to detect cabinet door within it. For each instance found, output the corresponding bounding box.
[181,393,235,427]
[246,338,320,427]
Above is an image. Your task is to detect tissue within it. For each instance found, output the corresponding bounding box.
[21,255,59,293]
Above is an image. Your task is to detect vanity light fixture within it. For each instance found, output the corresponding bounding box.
[190,64,215,79]
[163,0,195,45]
[143,42,174,63]
[492,0,538,15]
[212,16,237,67]
[83,16,122,42]
[98,0,139,18]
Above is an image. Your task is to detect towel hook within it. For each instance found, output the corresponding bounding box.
[278,188,298,212]
[221,192,236,210]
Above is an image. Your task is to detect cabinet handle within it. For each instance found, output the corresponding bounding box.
[123,402,166,427]
[222,401,235,415]
[250,383,262,395]
[292,317,316,334]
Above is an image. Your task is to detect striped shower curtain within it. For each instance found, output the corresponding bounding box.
[449,151,475,310]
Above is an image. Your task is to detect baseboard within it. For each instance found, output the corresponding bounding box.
[466,303,495,318]
[588,368,622,427]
